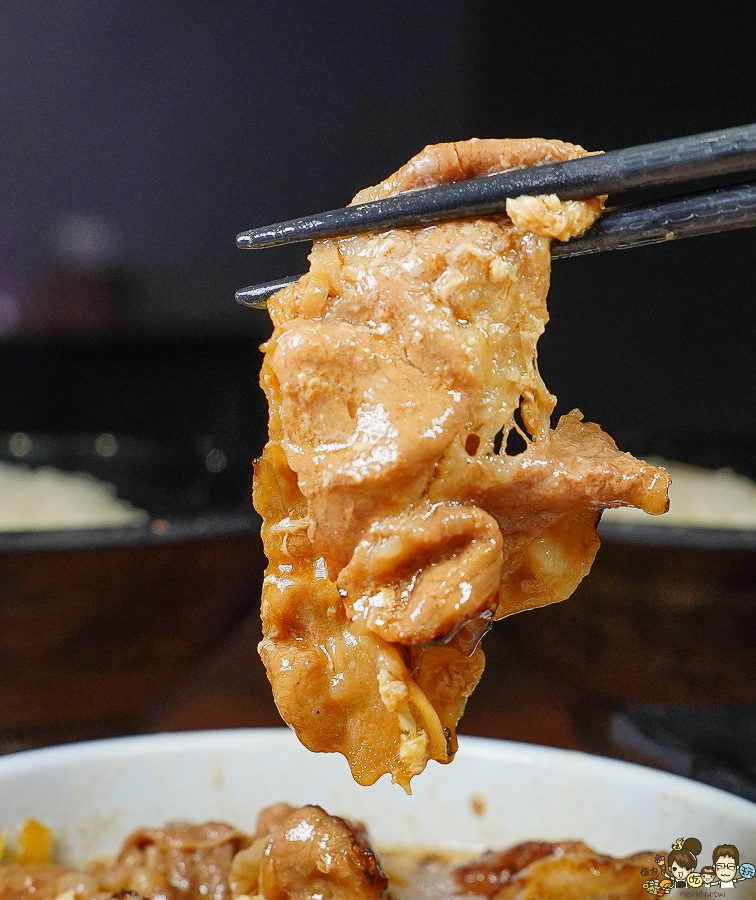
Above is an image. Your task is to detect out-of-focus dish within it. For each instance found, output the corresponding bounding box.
[0,433,262,748]
[595,431,756,551]
[602,458,756,530]
[1,730,755,898]
[0,432,256,548]
[503,445,756,711]
[0,460,148,532]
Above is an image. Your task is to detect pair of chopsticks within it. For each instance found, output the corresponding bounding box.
[236,123,756,308]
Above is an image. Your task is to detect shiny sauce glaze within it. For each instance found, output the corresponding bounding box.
[0,809,659,900]
[255,137,671,789]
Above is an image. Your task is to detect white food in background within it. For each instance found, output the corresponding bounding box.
[0,461,149,531]
[602,458,756,529]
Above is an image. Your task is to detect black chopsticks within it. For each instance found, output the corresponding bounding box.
[235,124,756,307]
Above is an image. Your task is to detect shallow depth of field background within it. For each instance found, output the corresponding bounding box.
[1,1,755,762]
[1,0,755,447]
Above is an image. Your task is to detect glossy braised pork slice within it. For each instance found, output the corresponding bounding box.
[254,443,482,788]
[454,841,586,896]
[485,844,659,899]
[384,841,659,900]
[115,821,249,900]
[0,822,250,900]
[256,805,389,900]
[0,809,389,900]
[0,865,81,900]
[256,137,670,789]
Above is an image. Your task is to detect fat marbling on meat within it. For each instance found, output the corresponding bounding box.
[253,137,670,790]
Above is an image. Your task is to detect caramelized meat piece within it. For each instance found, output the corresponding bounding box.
[255,137,671,788]
[455,841,584,895]
[0,814,665,900]
[384,841,659,900]
[258,805,389,900]
[115,822,249,900]
[0,824,249,900]
[488,845,659,899]
[0,864,80,900]
[0,808,391,900]
[0,809,389,900]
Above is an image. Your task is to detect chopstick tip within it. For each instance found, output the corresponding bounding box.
[235,286,268,308]
[236,231,255,249]
[235,274,301,308]
[237,225,292,249]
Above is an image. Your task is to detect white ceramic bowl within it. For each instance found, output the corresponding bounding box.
[0,728,754,867]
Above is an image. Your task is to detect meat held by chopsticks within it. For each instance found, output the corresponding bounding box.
[253,137,670,790]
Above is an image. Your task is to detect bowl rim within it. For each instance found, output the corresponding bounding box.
[0,727,754,819]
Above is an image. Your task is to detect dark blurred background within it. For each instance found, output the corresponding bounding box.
[2,1,756,773]
[1,0,755,451]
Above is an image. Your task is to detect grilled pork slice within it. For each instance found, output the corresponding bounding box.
[255,137,670,789]
[384,840,659,899]
[0,809,388,900]
[484,843,659,899]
